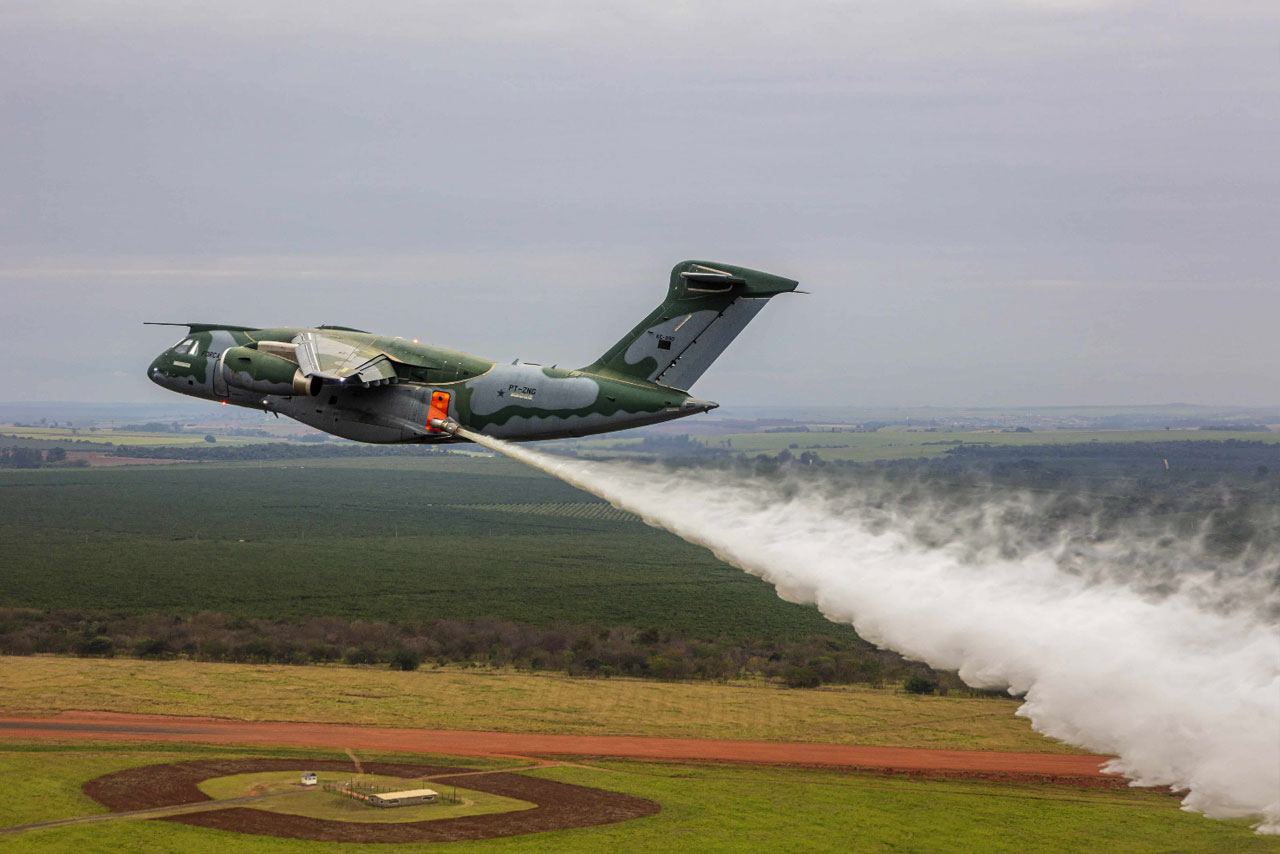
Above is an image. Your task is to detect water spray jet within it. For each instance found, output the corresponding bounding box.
[452,430,1280,834]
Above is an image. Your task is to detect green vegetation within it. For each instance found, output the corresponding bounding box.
[0,657,1068,752]
[0,445,88,469]
[2,743,1275,853]
[0,447,55,468]
[0,741,507,829]
[2,428,1276,850]
[0,748,122,826]
[4,437,1277,687]
[0,609,915,687]
[0,455,863,643]
[465,501,638,522]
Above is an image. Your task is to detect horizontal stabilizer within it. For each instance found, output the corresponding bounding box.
[143,321,258,333]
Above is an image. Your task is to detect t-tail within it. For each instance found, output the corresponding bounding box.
[582,260,799,391]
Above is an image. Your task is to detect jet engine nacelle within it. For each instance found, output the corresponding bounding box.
[220,346,320,397]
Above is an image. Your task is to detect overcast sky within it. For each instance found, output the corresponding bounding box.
[1,1,1276,407]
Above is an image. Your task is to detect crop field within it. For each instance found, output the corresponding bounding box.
[677,429,1280,463]
[0,455,852,641]
[0,656,1069,752]
[0,425,273,447]
[2,742,1274,853]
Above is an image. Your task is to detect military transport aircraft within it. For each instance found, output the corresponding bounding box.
[147,260,798,443]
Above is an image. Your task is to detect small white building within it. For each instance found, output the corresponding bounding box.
[368,788,438,808]
[301,772,318,786]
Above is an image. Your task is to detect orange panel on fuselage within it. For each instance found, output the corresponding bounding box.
[426,391,451,431]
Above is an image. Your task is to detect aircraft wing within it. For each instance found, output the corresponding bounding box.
[294,331,399,385]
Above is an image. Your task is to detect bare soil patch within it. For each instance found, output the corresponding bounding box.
[65,451,191,467]
[83,758,660,843]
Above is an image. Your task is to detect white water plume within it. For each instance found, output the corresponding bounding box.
[460,429,1280,833]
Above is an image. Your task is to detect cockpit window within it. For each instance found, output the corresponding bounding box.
[187,338,201,355]
[173,338,195,355]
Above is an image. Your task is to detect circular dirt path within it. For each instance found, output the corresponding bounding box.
[0,710,1116,784]
[83,758,659,843]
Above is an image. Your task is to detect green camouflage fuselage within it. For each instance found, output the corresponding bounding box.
[146,260,798,444]
[148,327,713,443]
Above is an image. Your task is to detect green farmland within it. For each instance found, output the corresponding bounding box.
[1,742,1274,854]
[0,455,855,642]
[4,432,1277,647]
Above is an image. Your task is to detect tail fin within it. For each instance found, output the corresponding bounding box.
[582,260,798,391]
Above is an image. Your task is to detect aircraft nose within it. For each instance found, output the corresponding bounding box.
[147,355,167,385]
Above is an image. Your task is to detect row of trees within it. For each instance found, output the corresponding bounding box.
[0,447,75,468]
[119,422,185,432]
[0,610,964,694]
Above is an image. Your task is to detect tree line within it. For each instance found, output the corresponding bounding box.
[0,447,78,468]
[0,609,965,695]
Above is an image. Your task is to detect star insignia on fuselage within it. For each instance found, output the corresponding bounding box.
[496,389,504,397]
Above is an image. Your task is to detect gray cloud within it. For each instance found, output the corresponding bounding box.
[1,1,1276,406]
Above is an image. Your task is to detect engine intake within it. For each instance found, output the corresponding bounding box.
[220,346,320,397]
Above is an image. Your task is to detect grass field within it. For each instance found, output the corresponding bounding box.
[0,455,861,642]
[198,771,533,823]
[0,742,507,829]
[0,657,1078,753]
[2,742,1275,853]
[678,429,1280,462]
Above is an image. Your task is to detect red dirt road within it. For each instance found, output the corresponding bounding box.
[0,711,1116,782]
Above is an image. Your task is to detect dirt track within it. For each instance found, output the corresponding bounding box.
[0,710,1116,783]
